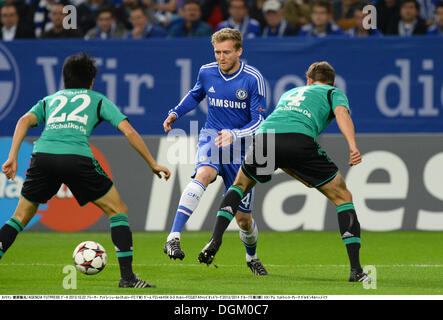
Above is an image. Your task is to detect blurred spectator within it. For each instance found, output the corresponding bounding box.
[376,0,400,34]
[417,0,436,25]
[77,0,115,35]
[2,0,34,26]
[261,0,298,36]
[33,0,56,38]
[333,0,369,31]
[282,0,311,28]
[167,0,213,37]
[174,0,203,17]
[201,0,229,30]
[427,0,443,34]
[41,3,83,38]
[84,7,128,39]
[115,0,154,30]
[298,0,344,36]
[33,0,70,38]
[386,0,427,35]
[144,0,177,26]
[346,3,383,36]
[127,5,167,38]
[216,0,261,38]
[249,0,266,29]
[1,3,35,40]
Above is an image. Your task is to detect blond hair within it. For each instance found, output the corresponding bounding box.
[211,28,243,51]
[306,61,335,86]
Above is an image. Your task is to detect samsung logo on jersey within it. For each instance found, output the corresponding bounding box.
[208,98,247,109]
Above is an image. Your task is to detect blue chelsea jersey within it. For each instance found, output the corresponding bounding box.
[169,61,266,140]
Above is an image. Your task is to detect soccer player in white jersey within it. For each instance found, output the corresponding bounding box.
[162,28,268,275]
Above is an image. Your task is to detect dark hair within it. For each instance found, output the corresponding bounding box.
[130,6,147,16]
[356,3,368,12]
[306,61,335,86]
[312,0,332,13]
[97,6,115,18]
[400,0,420,10]
[436,1,443,9]
[184,0,201,7]
[0,3,18,14]
[229,0,248,9]
[62,53,98,89]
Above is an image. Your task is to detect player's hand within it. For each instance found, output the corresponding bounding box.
[163,113,177,133]
[2,158,17,181]
[349,147,362,166]
[151,164,171,180]
[215,130,233,148]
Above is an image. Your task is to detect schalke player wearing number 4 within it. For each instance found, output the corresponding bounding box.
[0,53,171,288]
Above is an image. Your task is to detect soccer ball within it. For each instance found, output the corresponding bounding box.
[72,241,107,275]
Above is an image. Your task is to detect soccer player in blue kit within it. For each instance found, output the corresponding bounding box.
[162,28,268,275]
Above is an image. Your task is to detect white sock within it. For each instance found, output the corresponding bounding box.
[239,219,258,262]
[246,253,258,262]
[167,232,181,242]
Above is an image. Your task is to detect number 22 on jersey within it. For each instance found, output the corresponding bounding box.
[47,94,91,126]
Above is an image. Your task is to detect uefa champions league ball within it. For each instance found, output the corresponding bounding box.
[73,241,107,275]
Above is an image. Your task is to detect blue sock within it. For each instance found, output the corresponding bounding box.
[171,206,192,233]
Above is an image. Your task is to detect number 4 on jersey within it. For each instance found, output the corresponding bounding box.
[284,87,308,107]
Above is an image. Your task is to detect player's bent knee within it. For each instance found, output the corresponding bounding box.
[195,166,217,186]
[233,169,255,194]
[94,199,128,217]
[235,212,252,230]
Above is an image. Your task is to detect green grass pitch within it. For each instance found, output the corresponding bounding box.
[0,231,442,295]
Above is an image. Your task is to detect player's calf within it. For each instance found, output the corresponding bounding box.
[0,217,24,259]
[0,198,37,260]
[109,213,136,281]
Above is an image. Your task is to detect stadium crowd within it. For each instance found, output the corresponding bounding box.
[0,0,442,40]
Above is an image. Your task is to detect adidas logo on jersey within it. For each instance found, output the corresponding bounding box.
[208,86,215,93]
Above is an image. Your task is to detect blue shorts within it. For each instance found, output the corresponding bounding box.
[192,128,254,213]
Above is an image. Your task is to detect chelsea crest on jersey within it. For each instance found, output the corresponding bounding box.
[169,61,266,140]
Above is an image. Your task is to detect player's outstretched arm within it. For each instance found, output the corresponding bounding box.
[1,113,37,181]
[118,120,171,180]
[334,106,362,166]
[163,113,177,133]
